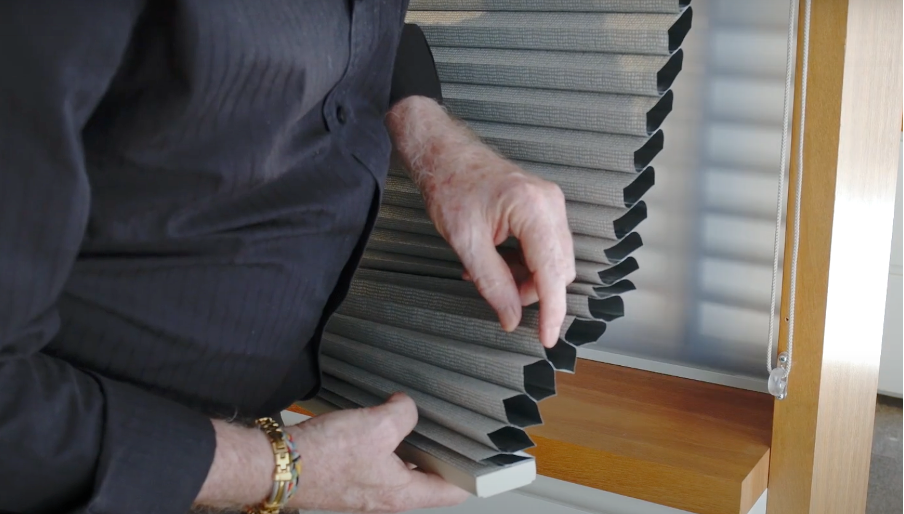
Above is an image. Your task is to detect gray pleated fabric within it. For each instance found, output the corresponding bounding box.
[499,231,643,264]
[322,334,539,425]
[385,168,653,209]
[407,11,692,55]
[443,84,672,136]
[312,1,690,485]
[408,0,689,13]
[336,289,606,356]
[367,228,458,262]
[470,121,661,172]
[515,162,655,207]
[378,194,646,241]
[576,257,640,285]
[567,280,636,299]
[321,356,530,450]
[327,314,555,399]
[375,205,441,237]
[434,47,683,96]
[318,378,518,461]
[360,250,464,279]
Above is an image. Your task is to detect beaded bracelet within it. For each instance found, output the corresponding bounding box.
[245,417,303,514]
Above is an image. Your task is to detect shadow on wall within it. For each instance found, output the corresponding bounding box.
[589,0,793,379]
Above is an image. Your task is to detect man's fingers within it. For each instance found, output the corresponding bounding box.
[515,223,571,348]
[532,267,567,347]
[456,234,522,332]
[368,392,419,447]
[390,468,471,511]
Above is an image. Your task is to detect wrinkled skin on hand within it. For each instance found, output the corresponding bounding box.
[286,393,469,513]
[387,96,576,349]
[423,153,575,348]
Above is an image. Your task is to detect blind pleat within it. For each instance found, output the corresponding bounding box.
[360,250,464,279]
[500,231,644,264]
[308,1,690,487]
[567,201,647,239]
[567,279,636,299]
[444,85,672,137]
[319,379,520,461]
[381,190,424,210]
[470,121,663,172]
[322,334,541,426]
[336,291,605,356]
[321,357,532,451]
[386,165,654,208]
[367,226,643,266]
[367,228,458,262]
[408,10,692,55]
[576,257,640,285]
[377,200,646,242]
[374,205,440,237]
[356,269,614,321]
[326,314,556,400]
[407,0,689,13]
[516,162,655,208]
[434,47,683,96]
[363,237,645,279]
[574,232,644,263]
[564,294,624,322]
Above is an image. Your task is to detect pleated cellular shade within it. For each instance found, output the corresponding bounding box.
[300,0,692,497]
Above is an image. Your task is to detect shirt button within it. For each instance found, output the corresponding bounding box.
[336,105,347,124]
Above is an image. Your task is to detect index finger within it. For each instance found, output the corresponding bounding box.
[517,223,571,348]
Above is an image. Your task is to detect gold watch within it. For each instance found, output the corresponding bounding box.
[245,417,302,514]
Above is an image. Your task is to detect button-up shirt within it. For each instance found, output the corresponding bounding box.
[0,1,433,512]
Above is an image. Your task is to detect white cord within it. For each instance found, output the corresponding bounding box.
[767,0,811,376]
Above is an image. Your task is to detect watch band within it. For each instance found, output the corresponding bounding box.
[245,417,302,514]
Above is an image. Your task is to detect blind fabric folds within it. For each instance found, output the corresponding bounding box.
[301,0,691,497]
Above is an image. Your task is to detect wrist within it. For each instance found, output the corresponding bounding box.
[386,96,498,201]
[194,420,274,510]
[245,417,303,514]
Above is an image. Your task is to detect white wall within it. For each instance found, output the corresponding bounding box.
[582,0,793,383]
[878,137,903,398]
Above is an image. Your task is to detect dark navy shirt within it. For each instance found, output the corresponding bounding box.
[0,1,438,513]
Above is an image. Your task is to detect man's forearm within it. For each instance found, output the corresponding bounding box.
[193,420,273,510]
[386,96,504,200]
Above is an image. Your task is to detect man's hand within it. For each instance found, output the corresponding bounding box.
[386,96,576,348]
[287,393,469,513]
[195,394,468,513]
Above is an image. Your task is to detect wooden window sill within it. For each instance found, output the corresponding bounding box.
[527,359,773,514]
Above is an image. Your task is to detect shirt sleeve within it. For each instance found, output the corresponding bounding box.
[390,23,444,108]
[0,3,216,513]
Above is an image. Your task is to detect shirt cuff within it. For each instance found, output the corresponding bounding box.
[390,23,444,107]
[86,373,217,514]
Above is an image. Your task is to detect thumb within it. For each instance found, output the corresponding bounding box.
[456,233,522,332]
[368,392,419,447]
